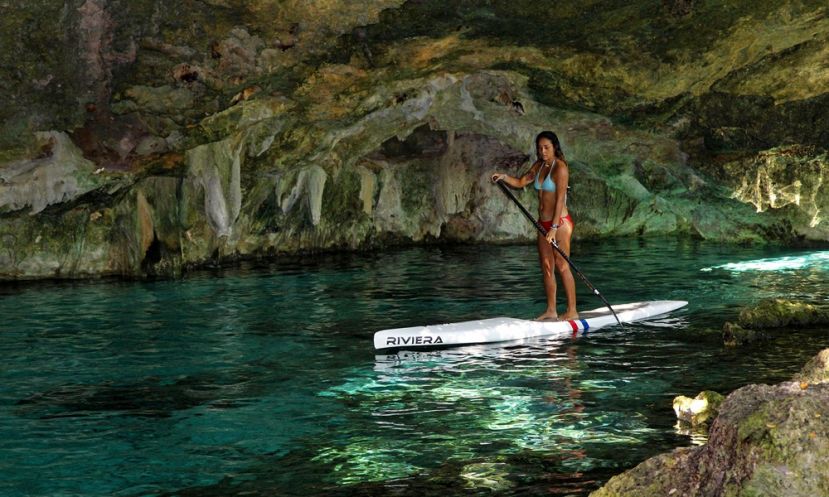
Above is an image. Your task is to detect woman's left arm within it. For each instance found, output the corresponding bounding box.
[545,161,569,243]
[553,161,568,221]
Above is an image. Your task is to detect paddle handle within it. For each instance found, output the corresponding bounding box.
[495,179,624,328]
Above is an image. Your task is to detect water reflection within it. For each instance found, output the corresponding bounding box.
[673,421,710,447]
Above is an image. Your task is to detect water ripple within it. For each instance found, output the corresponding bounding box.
[0,240,827,496]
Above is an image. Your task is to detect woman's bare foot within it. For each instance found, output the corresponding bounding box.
[536,310,559,321]
[560,311,579,320]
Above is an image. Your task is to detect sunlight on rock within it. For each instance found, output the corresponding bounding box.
[730,147,827,228]
[673,391,723,427]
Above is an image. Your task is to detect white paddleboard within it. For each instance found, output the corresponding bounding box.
[374,300,687,350]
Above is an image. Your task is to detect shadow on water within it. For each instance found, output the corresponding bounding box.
[0,239,827,496]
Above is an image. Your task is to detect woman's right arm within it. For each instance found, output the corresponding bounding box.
[492,160,540,188]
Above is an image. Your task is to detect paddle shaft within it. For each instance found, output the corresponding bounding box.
[495,179,624,328]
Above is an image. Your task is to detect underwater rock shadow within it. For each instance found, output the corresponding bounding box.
[14,374,257,419]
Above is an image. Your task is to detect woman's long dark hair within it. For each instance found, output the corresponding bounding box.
[535,131,565,160]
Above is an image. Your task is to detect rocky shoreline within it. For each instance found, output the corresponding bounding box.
[591,301,829,497]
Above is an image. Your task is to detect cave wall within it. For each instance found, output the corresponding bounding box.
[0,0,826,278]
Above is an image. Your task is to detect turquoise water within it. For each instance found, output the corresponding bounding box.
[1,239,828,496]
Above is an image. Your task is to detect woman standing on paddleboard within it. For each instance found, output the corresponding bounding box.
[491,131,578,321]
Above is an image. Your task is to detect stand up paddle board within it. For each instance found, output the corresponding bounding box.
[374,300,687,351]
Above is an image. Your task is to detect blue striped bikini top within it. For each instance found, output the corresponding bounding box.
[534,160,556,192]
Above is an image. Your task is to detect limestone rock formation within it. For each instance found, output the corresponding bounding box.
[0,131,113,215]
[1,0,827,279]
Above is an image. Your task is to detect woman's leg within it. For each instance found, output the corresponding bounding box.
[554,220,578,320]
[537,233,558,320]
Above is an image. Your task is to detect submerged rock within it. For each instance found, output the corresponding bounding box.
[722,321,767,347]
[13,375,247,419]
[592,348,829,497]
[461,462,515,492]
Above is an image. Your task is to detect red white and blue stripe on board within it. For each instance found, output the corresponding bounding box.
[568,319,590,335]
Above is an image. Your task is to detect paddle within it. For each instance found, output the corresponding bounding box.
[495,179,624,328]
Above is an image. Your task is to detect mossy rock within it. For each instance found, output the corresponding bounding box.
[794,348,829,385]
[738,298,829,329]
